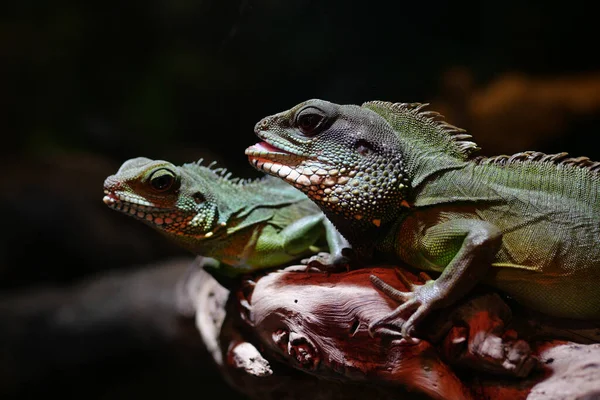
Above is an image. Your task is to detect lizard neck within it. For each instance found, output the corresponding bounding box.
[324,213,412,267]
[212,175,307,223]
[403,148,470,190]
[361,100,477,189]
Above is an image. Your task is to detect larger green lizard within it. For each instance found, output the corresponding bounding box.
[103,157,349,280]
[245,99,600,338]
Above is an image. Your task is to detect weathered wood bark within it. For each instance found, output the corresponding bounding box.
[186,262,600,400]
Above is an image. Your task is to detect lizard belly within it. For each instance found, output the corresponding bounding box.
[486,268,600,319]
[484,212,600,319]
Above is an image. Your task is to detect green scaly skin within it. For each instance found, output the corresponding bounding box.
[103,157,350,280]
[245,99,600,338]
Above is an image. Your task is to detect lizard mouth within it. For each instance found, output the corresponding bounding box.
[103,189,220,239]
[103,189,158,210]
[245,141,303,163]
[102,189,178,227]
[245,141,323,189]
[246,141,357,203]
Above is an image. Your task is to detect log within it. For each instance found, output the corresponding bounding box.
[186,262,600,400]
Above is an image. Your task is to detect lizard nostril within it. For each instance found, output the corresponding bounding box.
[103,176,121,191]
[254,118,269,133]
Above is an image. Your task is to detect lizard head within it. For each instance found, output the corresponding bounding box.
[103,157,225,241]
[246,99,411,229]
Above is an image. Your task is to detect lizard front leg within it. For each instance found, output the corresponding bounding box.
[246,212,350,271]
[301,217,352,272]
[369,219,502,339]
[271,212,351,272]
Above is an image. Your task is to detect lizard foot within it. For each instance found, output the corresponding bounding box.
[368,269,438,340]
[300,252,350,273]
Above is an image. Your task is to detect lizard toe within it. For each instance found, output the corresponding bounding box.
[367,298,418,338]
[370,274,413,302]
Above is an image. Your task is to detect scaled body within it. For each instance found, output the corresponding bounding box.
[104,157,348,278]
[246,99,600,336]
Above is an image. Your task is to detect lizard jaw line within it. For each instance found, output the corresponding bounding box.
[245,142,303,160]
[103,190,217,239]
[247,154,316,188]
[102,189,177,226]
[246,142,313,186]
[247,153,360,216]
[246,143,368,216]
[103,189,156,208]
[245,140,307,156]
[103,194,117,206]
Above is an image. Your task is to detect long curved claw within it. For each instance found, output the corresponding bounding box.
[367,298,419,338]
[400,301,432,338]
[369,326,405,338]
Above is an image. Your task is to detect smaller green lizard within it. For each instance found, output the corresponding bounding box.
[103,157,349,280]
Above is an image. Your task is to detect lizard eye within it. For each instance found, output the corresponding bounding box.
[295,107,326,136]
[149,169,176,192]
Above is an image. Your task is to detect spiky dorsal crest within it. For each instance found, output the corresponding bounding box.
[362,101,480,160]
[183,158,265,186]
[361,101,600,175]
[474,151,600,173]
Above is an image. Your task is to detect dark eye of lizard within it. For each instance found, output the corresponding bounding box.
[149,169,176,192]
[296,108,326,136]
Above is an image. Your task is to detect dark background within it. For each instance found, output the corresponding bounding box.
[1,0,599,398]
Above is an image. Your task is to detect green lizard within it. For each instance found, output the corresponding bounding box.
[245,99,600,338]
[103,157,349,280]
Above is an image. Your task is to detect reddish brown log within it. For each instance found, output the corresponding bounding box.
[240,266,473,399]
[187,264,600,400]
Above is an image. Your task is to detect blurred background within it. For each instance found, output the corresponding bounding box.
[1,0,599,398]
